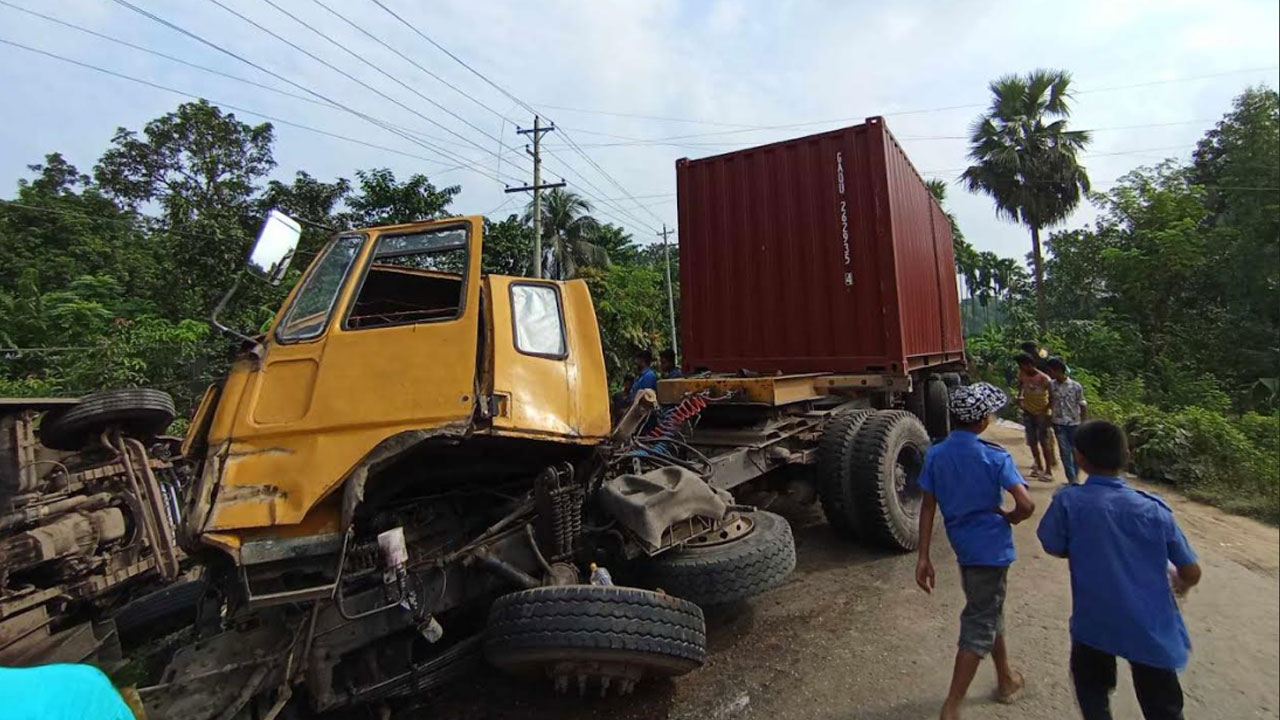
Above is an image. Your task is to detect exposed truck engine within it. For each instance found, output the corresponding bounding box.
[0,392,191,667]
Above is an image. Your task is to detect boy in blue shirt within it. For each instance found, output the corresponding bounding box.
[1037,419,1202,720]
[916,382,1036,719]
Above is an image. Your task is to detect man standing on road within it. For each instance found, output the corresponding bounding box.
[916,382,1036,720]
[1015,352,1056,481]
[1047,357,1087,484]
[1038,420,1202,720]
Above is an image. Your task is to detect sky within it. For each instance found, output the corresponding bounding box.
[1,0,1277,263]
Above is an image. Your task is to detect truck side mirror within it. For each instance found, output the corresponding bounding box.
[247,209,302,286]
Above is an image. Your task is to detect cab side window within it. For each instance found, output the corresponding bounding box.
[346,227,468,330]
[511,283,566,358]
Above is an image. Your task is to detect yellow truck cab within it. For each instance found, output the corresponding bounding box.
[185,216,610,558]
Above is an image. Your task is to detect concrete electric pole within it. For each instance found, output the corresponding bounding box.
[505,116,565,278]
[658,224,678,358]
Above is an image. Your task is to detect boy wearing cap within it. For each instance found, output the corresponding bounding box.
[916,382,1036,720]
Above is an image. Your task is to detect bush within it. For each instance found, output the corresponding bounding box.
[1125,407,1278,520]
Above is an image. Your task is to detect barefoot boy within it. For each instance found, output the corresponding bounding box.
[916,382,1036,719]
[1037,419,1202,720]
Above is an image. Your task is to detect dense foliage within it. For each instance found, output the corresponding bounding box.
[1,100,676,411]
[963,87,1279,520]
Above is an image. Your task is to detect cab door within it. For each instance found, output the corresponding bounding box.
[486,275,610,442]
[206,218,484,531]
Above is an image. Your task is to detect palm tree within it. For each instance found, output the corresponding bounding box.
[523,188,609,279]
[961,69,1091,332]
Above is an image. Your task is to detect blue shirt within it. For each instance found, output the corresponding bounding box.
[918,430,1026,566]
[0,664,134,720]
[1037,475,1198,670]
[628,367,658,403]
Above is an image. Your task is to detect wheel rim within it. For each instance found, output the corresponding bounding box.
[894,445,925,516]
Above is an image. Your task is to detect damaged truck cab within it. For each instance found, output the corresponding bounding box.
[185,216,609,577]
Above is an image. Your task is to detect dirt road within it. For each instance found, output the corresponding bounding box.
[428,421,1280,719]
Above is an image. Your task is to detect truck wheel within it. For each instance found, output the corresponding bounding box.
[924,375,951,440]
[485,585,705,694]
[941,372,962,389]
[645,511,795,606]
[816,409,874,536]
[39,389,176,451]
[849,410,930,552]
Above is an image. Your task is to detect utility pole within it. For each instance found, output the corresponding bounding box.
[658,224,678,357]
[505,116,564,278]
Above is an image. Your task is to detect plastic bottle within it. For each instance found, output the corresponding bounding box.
[589,562,613,586]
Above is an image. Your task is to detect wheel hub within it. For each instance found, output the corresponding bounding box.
[548,660,643,697]
[683,512,754,548]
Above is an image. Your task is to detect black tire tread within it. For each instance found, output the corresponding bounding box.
[40,389,176,451]
[816,409,873,536]
[848,410,929,551]
[485,585,707,669]
[645,511,795,606]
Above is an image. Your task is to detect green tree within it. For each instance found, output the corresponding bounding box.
[524,188,608,279]
[341,168,459,228]
[482,214,535,275]
[1191,87,1279,397]
[962,69,1092,332]
[93,100,277,317]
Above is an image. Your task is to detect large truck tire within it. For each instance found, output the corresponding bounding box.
[941,372,963,389]
[848,410,930,552]
[645,511,795,606]
[816,409,874,536]
[40,389,176,451]
[485,585,706,691]
[924,375,951,440]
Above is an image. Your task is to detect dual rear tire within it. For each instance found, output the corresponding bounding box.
[817,409,930,552]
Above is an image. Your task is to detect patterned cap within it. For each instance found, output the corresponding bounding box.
[948,382,1008,423]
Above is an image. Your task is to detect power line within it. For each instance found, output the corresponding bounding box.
[0,1,507,156]
[365,0,667,231]
[367,0,537,116]
[560,66,1279,146]
[307,0,517,125]
[256,0,530,178]
[106,0,503,183]
[0,0,319,108]
[0,37,484,175]
[199,0,514,182]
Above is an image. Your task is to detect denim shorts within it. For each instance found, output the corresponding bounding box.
[959,565,1008,657]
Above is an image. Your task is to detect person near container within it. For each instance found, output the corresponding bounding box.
[1047,356,1088,484]
[1037,419,1201,720]
[1015,352,1056,481]
[659,348,683,379]
[628,349,659,403]
[915,382,1036,720]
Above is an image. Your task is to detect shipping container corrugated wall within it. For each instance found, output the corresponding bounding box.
[676,117,963,375]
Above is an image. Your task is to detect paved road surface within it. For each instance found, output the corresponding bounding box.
[427,421,1279,719]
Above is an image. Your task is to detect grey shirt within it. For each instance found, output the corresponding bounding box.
[1050,377,1087,425]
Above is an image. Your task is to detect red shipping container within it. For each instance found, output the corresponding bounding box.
[675,116,964,376]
